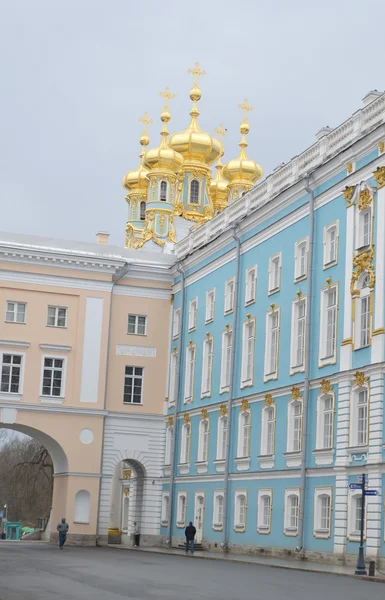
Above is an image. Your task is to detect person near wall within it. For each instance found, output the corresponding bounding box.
[57,517,69,550]
[133,522,140,547]
[184,521,196,555]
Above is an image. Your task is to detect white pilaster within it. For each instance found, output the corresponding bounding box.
[366,472,382,558]
[335,378,351,467]
[341,204,354,371]
[333,470,348,554]
[371,186,385,363]
[368,371,384,465]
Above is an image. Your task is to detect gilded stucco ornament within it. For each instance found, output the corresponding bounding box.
[167,416,174,427]
[220,403,228,416]
[373,166,385,189]
[346,162,353,174]
[183,413,191,424]
[264,393,274,407]
[241,399,250,412]
[320,379,332,395]
[291,386,302,400]
[350,248,375,294]
[201,408,208,420]
[357,188,372,211]
[343,185,355,206]
[379,141,384,153]
[353,371,368,388]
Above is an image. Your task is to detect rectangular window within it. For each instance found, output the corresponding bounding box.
[268,255,281,293]
[293,403,302,452]
[320,495,331,530]
[357,390,368,445]
[205,290,215,323]
[217,416,228,460]
[241,320,255,386]
[180,424,191,464]
[291,299,306,371]
[188,299,198,331]
[5,301,26,324]
[265,309,279,378]
[284,489,300,534]
[213,492,224,529]
[289,496,298,529]
[245,266,257,305]
[127,314,147,335]
[47,306,67,328]
[0,354,22,394]
[323,222,339,267]
[177,492,187,527]
[314,488,332,537]
[123,366,144,404]
[220,330,232,390]
[184,344,196,402]
[266,407,275,455]
[323,396,333,448]
[360,296,370,347]
[168,352,177,405]
[172,308,180,338]
[234,491,247,531]
[201,338,213,397]
[42,357,65,397]
[325,289,337,357]
[224,279,235,314]
[362,211,371,247]
[161,493,169,524]
[355,496,362,533]
[294,239,308,280]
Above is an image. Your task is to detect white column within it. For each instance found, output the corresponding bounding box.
[97,474,113,537]
[366,472,382,558]
[141,478,162,536]
[341,204,355,371]
[371,186,385,363]
[368,371,384,465]
[80,297,104,403]
[335,378,351,467]
[334,470,348,554]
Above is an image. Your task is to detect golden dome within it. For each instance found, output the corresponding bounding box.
[122,113,152,192]
[209,124,229,210]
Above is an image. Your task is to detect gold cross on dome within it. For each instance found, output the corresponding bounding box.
[214,123,227,144]
[138,112,153,133]
[238,98,253,120]
[159,86,176,110]
[187,62,206,87]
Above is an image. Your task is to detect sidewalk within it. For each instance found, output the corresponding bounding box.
[108,544,385,583]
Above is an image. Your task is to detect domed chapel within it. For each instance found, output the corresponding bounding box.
[122,63,263,250]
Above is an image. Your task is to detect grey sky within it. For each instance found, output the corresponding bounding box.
[1,0,385,247]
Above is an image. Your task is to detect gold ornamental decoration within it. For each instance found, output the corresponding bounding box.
[201,408,208,420]
[350,248,375,294]
[123,469,132,480]
[353,371,368,388]
[357,188,372,211]
[379,142,385,153]
[346,162,353,173]
[373,166,385,189]
[183,413,191,424]
[291,386,302,400]
[167,416,174,427]
[343,185,355,206]
[320,379,332,395]
[124,487,129,497]
[241,399,250,412]
[264,393,274,407]
[220,403,228,416]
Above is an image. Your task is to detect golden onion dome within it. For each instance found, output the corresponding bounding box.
[209,124,229,209]
[122,113,152,192]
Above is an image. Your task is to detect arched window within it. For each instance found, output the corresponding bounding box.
[161,492,169,525]
[177,492,187,527]
[160,180,167,201]
[234,490,247,531]
[314,490,332,537]
[287,400,303,453]
[74,490,90,523]
[140,201,146,220]
[237,411,251,458]
[180,423,191,464]
[350,385,369,447]
[165,425,173,466]
[284,491,299,534]
[261,405,275,456]
[216,415,228,460]
[190,180,200,204]
[213,492,224,529]
[257,491,272,532]
[198,419,209,462]
[316,394,334,450]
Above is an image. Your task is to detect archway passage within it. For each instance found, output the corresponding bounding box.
[108,459,146,546]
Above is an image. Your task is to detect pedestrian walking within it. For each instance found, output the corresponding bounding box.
[133,522,140,547]
[184,521,196,555]
[57,517,69,549]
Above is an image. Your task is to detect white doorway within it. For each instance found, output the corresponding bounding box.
[194,492,205,543]
[121,489,130,533]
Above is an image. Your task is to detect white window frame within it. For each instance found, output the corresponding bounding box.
[40,355,67,400]
[241,318,255,388]
[5,301,27,324]
[0,351,25,396]
[201,336,213,398]
[184,343,196,403]
[172,308,181,338]
[284,488,300,536]
[353,273,371,350]
[237,409,251,458]
[197,418,210,463]
[180,422,191,465]
[216,414,228,461]
[213,490,224,531]
[123,365,144,404]
[323,221,339,268]
[264,307,280,381]
[220,328,232,392]
[356,206,372,250]
[290,296,307,374]
[234,489,247,532]
[313,487,332,538]
[176,491,187,527]
[260,404,276,456]
[294,238,308,281]
[168,351,177,406]
[161,492,169,525]
[127,314,147,336]
[315,392,335,450]
[47,305,68,328]
[287,399,303,453]
[224,278,235,314]
[350,385,369,448]
[245,265,257,305]
[268,253,281,294]
[348,491,366,541]
[319,285,338,366]
[257,489,273,534]
[188,298,198,332]
[165,425,173,466]
[205,289,216,323]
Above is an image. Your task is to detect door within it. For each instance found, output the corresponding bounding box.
[194,493,205,543]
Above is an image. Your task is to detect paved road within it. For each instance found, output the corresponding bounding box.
[0,543,384,600]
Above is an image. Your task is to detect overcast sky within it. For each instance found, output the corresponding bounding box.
[1,0,385,247]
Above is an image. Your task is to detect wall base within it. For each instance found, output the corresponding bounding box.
[50,532,96,547]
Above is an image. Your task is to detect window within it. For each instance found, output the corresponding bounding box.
[41,357,65,397]
[160,180,167,201]
[354,274,371,349]
[190,180,200,204]
[224,278,235,314]
[123,366,143,404]
[357,208,372,249]
[168,351,177,405]
[188,298,198,331]
[220,329,232,391]
[74,490,91,524]
[165,425,173,465]
[323,222,338,267]
[205,289,215,323]
[201,337,213,397]
[241,319,255,387]
[245,266,257,304]
[234,490,247,531]
[0,353,23,394]
[287,400,303,453]
[127,314,147,335]
[264,309,279,379]
[140,201,146,220]
[350,386,369,447]
[294,239,308,280]
[291,298,306,372]
[316,394,334,450]
[161,493,169,525]
[213,491,224,530]
[268,254,281,293]
[184,344,196,402]
[180,424,191,464]
[47,306,67,328]
[261,405,275,456]
[257,490,272,533]
[173,308,181,338]
[284,489,300,535]
[238,410,251,458]
[177,492,187,527]
[217,415,228,460]
[198,419,209,462]
[348,493,366,540]
[5,301,26,324]
[319,286,337,365]
[314,488,332,538]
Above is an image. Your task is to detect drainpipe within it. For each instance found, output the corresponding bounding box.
[96,260,131,544]
[222,226,241,551]
[297,177,315,553]
[166,262,185,548]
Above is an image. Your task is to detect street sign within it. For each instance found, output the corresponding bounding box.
[357,475,364,483]
[349,483,362,490]
[364,490,378,496]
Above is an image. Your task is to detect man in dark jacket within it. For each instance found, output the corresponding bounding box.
[57,517,69,549]
[184,521,196,554]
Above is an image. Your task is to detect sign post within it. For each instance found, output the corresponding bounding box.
[355,473,367,576]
